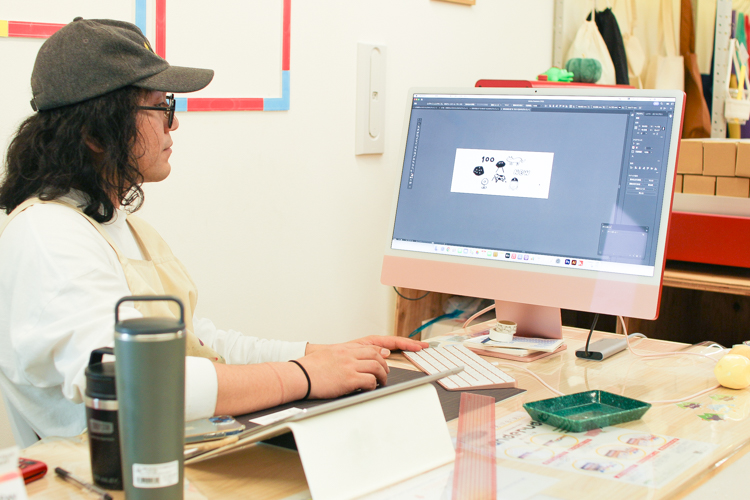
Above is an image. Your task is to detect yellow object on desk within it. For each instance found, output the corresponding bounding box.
[714,345,750,389]
[714,354,750,389]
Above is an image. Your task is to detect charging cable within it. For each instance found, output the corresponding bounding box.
[581,314,599,358]
[491,317,722,404]
[407,309,462,338]
[461,303,496,330]
[615,316,721,404]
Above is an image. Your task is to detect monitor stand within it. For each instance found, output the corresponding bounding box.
[494,300,562,339]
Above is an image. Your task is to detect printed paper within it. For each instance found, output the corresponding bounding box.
[450,148,555,199]
[494,412,715,489]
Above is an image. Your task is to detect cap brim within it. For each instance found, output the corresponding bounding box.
[134,65,214,93]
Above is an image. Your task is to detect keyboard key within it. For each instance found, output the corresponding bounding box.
[404,345,517,391]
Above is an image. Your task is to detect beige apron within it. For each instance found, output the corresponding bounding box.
[1,198,225,363]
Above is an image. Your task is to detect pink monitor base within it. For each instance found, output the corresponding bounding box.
[382,255,663,330]
[494,300,562,339]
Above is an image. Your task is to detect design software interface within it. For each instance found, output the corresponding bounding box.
[392,93,677,277]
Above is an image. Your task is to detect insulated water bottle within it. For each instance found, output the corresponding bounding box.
[114,296,186,500]
[85,347,122,490]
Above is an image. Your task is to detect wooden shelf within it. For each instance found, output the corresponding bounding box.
[663,261,750,296]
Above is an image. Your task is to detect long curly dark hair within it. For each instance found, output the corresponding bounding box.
[0,86,147,223]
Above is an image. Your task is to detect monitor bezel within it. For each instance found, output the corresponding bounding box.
[381,86,685,320]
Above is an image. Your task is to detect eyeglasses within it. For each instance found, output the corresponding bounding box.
[137,94,176,128]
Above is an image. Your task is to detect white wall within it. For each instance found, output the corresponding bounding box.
[0,0,554,346]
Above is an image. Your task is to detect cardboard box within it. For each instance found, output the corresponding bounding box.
[676,139,703,174]
[736,141,750,177]
[674,174,683,193]
[716,176,750,197]
[703,140,737,176]
[682,174,716,195]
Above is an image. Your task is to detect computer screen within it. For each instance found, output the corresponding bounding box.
[381,87,684,336]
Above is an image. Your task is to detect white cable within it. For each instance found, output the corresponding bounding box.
[618,316,720,363]
[493,363,565,397]
[461,303,495,329]
[489,319,724,404]
[618,316,721,404]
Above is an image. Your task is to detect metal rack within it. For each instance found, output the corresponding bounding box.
[712,0,734,138]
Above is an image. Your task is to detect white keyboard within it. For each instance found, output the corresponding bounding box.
[404,345,517,391]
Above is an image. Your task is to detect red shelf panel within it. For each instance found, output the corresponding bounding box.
[667,211,750,268]
[667,212,750,267]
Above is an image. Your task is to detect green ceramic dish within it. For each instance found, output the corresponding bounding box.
[523,390,651,432]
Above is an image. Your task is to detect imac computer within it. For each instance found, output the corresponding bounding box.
[381,87,685,339]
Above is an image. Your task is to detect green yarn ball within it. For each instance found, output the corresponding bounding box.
[565,58,603,83]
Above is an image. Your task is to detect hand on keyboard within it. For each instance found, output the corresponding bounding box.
[404,345,517,391]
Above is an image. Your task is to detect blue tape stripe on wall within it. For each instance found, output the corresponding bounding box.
[263,71,290,111]
[135,0,147,34]
[175,98,188,112]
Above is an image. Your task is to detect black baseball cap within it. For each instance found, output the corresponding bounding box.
[30,17,214,111]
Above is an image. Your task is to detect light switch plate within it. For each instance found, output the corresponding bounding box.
[355,43,386,155]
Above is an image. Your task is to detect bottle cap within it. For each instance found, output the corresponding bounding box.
[85,348,116,399]
[114,317,184,336]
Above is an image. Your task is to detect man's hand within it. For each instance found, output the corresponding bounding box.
[296,344,389,399]
[342,335,428,357]
[305,335,428,357]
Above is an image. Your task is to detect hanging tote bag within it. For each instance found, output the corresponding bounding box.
[588,6,630,85]
[724,39,750,125]
[645,0,684,90]
[680,0,711,137]
[565,2,617,85]
[617,0,646,88]
[739,14,750,137]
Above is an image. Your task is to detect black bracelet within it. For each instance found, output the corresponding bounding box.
[289,360,311,400]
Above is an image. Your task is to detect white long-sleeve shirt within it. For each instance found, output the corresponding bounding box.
[0,199,306,438]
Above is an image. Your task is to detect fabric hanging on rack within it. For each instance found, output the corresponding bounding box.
[566,3,617,85]
[695,0,717,75]
[587,7,630,85]
[729,74,742,138]
[738,12,747,48]
[680,0,711,137]
[616,0,646,87]
[728,11,741,139]
[740,12,750,137]
[701,2,716,119]
[645,0,684,90]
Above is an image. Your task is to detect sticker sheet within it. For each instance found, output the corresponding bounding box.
[494,412,716,489]
[450,148,555,199]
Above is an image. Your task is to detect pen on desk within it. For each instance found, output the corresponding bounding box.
[54,467,113,500]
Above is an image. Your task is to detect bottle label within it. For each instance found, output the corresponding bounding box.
[132,461,179,489]
[88,418,114,435]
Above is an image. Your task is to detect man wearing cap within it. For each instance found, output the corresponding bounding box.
[0,18,425,439]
